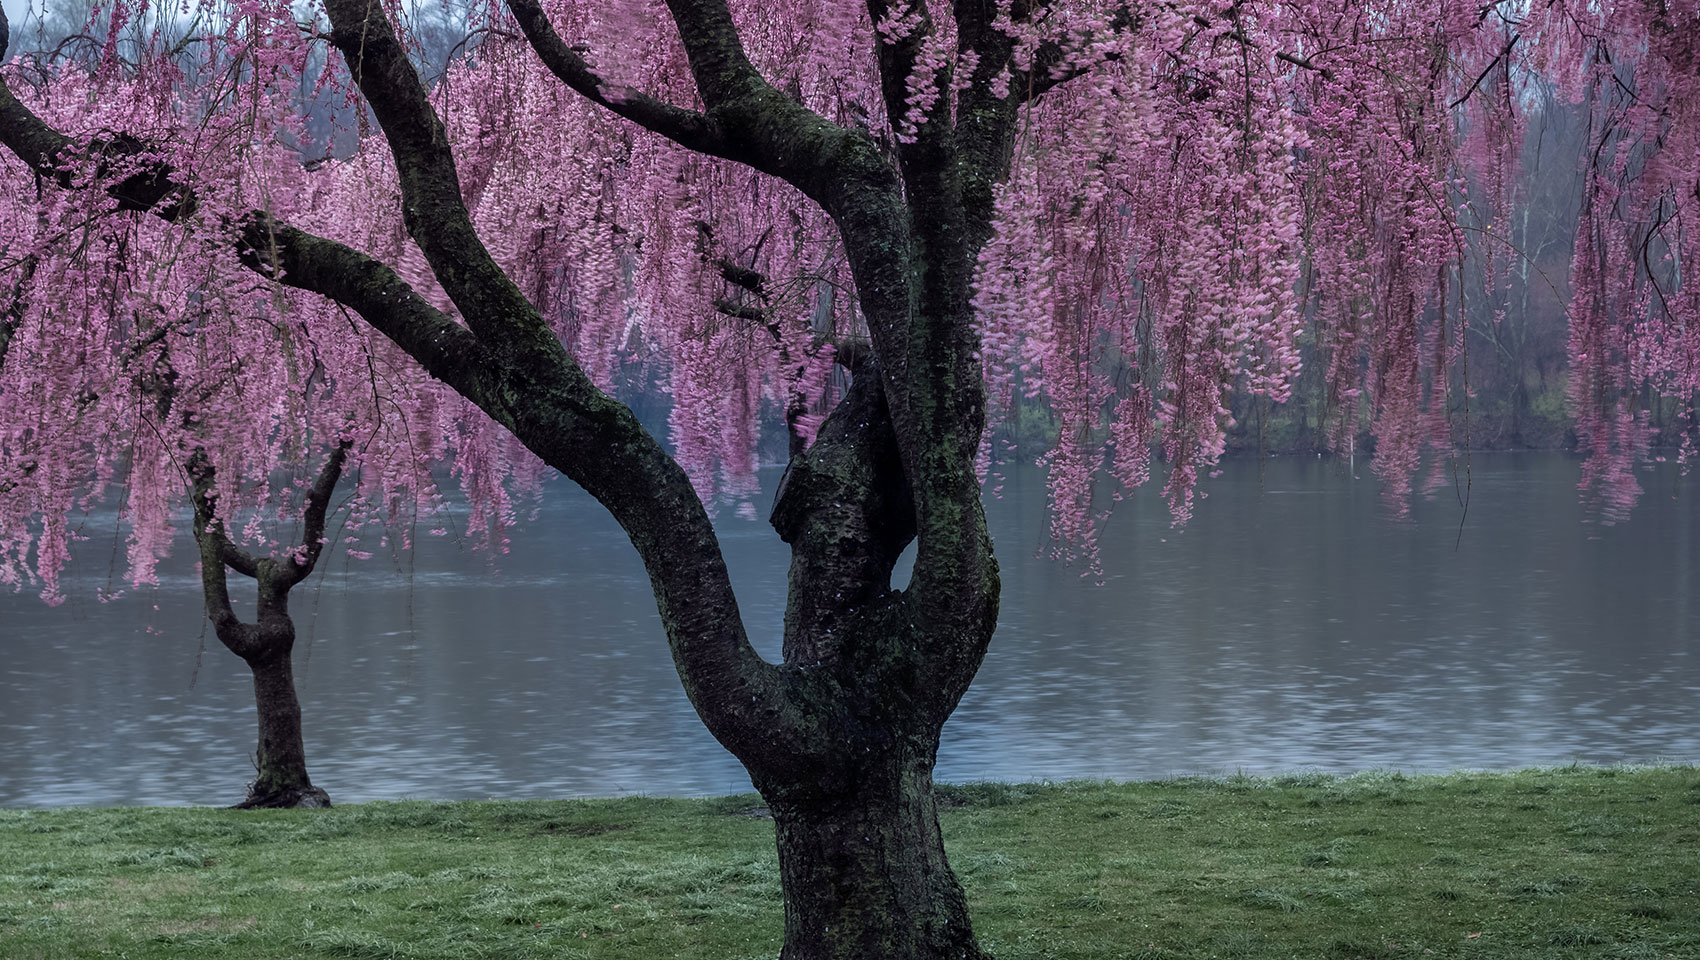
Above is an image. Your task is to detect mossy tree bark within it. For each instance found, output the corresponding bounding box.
[760,354,989,959]
[768,753,981,960]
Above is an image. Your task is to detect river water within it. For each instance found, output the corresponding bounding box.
[1,453,1695,806]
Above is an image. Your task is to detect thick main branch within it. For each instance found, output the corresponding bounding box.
[324,0,544,350]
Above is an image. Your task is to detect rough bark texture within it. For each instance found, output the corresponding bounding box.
[238,650,330,809]
[770,754,983,960]
[759,355,991,959]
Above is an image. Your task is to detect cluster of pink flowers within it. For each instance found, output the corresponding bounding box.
[4,0,1698,598]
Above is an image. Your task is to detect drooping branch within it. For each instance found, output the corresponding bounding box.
[867,0,931,112]
[707,287,829,457]
[505,0,931,453]
[313,2,800,755]
[694,220,768,297]
[1010,3,1338,107]
[0,68,193,217]
[0,253,35,497]
[1021,4,1141,102]
[503,0,729,155]
[865,0,971,313]
[0,252,35,369]
[1450,33,1519,109]
[510,0,897,223]
[653,0,771,109]
[233,217,490,385]
[0,42,485,386]
[867,0,956,169]
[953,2,1029,234]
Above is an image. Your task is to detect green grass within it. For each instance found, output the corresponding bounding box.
[2,766,1696,959]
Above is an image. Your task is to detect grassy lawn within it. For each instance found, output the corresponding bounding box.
[1,766,1695,959]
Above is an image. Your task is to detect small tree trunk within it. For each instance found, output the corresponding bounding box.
[767,753,987,960]
[235,648,329,809]
[188,445,346,809]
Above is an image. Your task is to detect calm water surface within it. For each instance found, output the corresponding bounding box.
[1,453,1695,806]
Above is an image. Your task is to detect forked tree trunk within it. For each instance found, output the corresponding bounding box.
[768,749,985,960]
[757,353,994,960]
[189,445,347,810]
[236,645,329,809]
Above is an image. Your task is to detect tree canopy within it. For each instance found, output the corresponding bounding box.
[2,1,1694,597]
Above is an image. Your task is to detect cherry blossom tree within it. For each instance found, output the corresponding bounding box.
[2,0,1695,957]
[0,9,540,807]
[186,445,349,808]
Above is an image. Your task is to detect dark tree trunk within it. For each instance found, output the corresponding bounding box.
[188,446,347,810]
[756,353,994,960]
[767,747,985,960]
[235,646,329,809]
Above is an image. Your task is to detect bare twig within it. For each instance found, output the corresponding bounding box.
[1450,33,1519,108]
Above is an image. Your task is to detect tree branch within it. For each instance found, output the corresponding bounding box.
[279,440,351,588]
[694,220,768,296]
[953,2,1028,237]
[188,451,259,657]
[711,298,768,323]
[1276,49,1333,79]
[1021,4,1142,102]
[503,0,729,155]
[1450,33,1519,109]
[866,0,971,325]
[716,259,766,295]
[311,5,820,756]
[507,0,924,421]
[654,0,768,108]
[322,0,542,350]
[233,215,489,385]
[609,0,928,473]
[0,4,932,776]
[509,0,890,227]
[0,30,484,388]
[0,252,36,369]
[0,67,194,218]
[866,0,953,163]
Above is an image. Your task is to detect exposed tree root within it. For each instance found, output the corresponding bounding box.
[232,785,331,809]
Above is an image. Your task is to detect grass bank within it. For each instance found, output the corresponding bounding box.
[1,766,1695,959]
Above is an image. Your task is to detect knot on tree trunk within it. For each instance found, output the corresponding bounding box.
[770,354,916,669]
[770,353,911,549]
